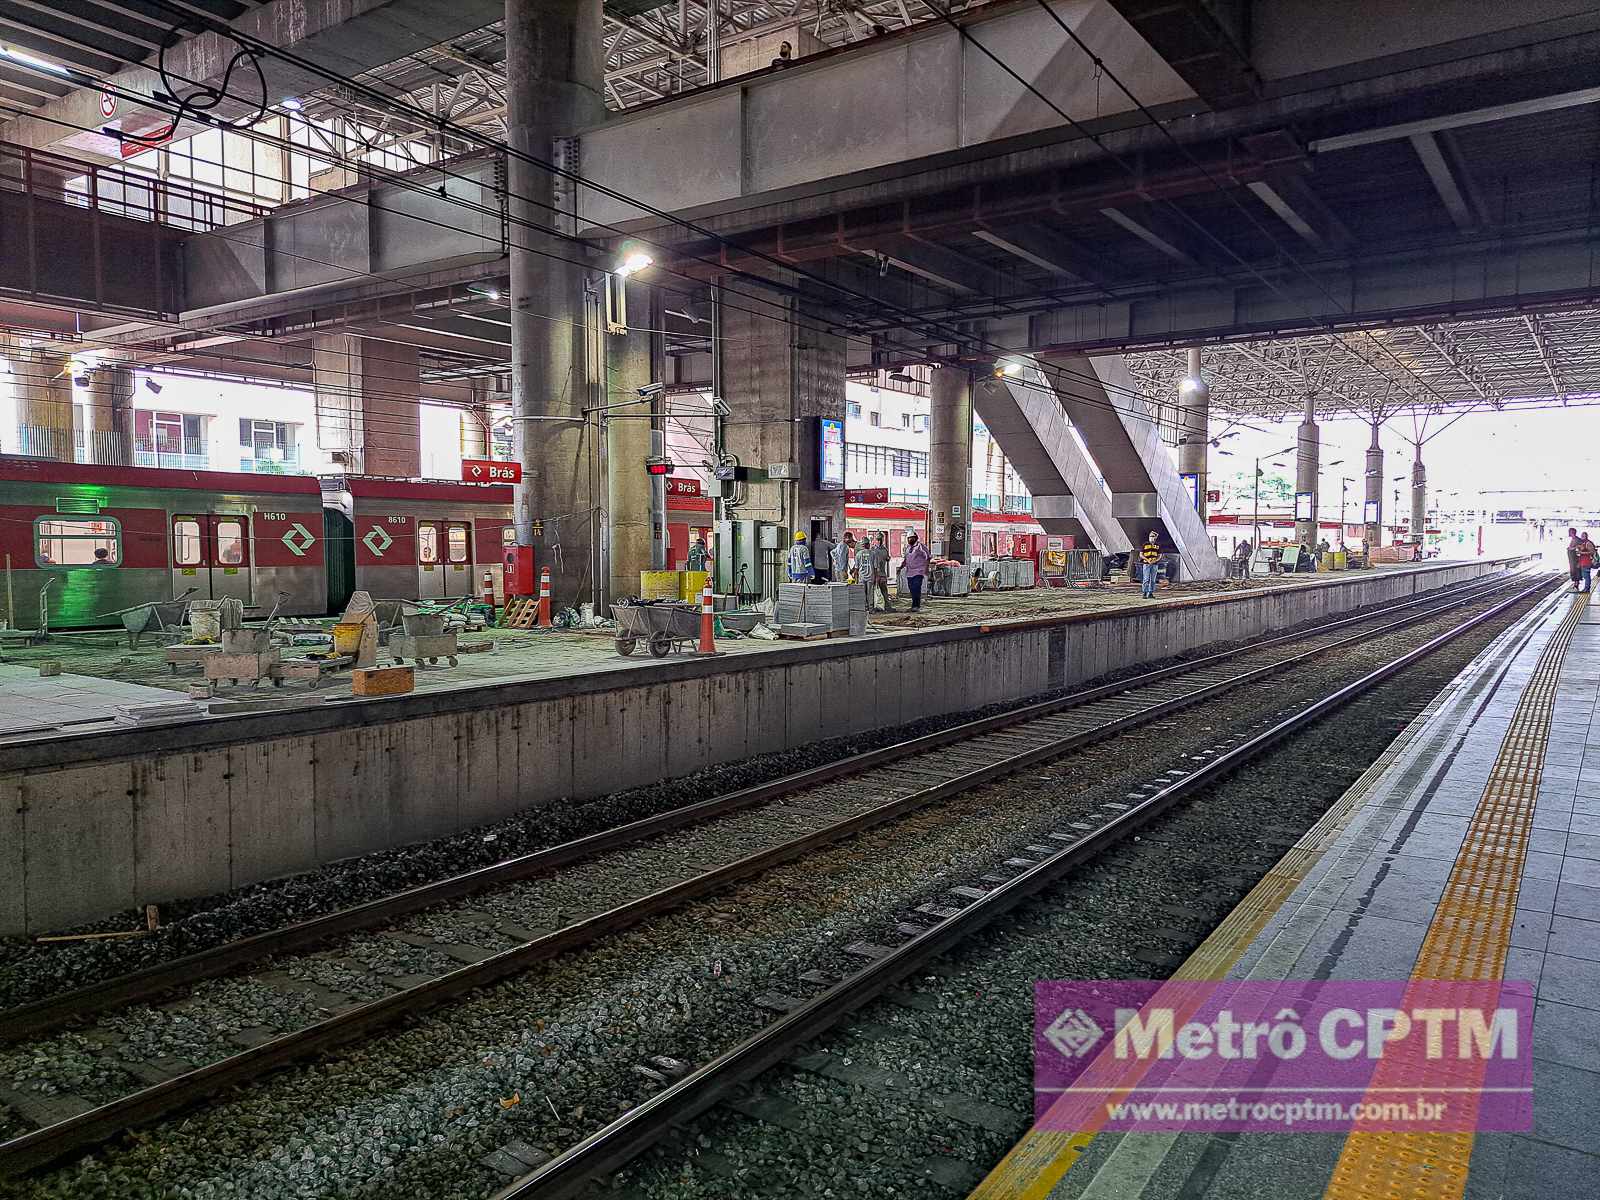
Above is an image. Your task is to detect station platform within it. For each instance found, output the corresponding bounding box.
[0,560,1496,738]
[0,557,1524,937]
[976,584,1597,1200]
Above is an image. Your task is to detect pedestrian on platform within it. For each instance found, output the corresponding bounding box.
[687,536,710,572]
[1567,527,1582,591]
[811,529,834,583]
[902,531,930,611]
[833,532,852,584]
[1579,531,1597,594]
[787,531,814,583]
[869,534,893,611]
[1140,530,1162,599]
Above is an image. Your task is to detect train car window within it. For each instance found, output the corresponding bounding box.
[174,518,203,565]
[36,517,121,566]
[418,524,439,564]
[215,519,246,565]
[447,525,469,564]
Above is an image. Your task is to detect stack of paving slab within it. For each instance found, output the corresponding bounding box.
[777,582,863,637]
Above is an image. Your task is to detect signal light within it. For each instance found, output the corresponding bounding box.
[645,458,675,476]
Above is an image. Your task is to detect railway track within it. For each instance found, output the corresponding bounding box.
[495,574,1564,1200]
[0,570,1551,1182]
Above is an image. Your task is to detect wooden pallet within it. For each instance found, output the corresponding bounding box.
[499,597,538,629]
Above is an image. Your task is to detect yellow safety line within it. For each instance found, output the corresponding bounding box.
[1323,589,1587,1200]
[966,604,1500,1200]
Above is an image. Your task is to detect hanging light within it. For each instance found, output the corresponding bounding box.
[615,251,653,278]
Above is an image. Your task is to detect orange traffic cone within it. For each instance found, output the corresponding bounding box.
[697,581,719,654]
[536,567,552,627]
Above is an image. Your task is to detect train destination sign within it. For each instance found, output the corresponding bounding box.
[462,459,521,483]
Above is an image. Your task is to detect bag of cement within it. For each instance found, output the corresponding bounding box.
[749,622,781,640]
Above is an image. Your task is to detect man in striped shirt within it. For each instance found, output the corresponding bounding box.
[1140,530,1162,599]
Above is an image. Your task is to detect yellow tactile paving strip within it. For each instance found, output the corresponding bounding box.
[1323,589,1588,1200]
[965,598,1525,1200]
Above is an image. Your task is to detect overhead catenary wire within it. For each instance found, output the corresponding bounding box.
[0,1,1504,464]
[0,96,1215,453]
[34,1,1205,418]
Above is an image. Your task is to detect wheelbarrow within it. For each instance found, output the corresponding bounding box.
[611,600,701,657]
[102,587,198,648]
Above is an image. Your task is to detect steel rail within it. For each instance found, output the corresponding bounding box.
[491,574,1563,1200]
[0,574,1543,1177]
[0,571,1523,1046]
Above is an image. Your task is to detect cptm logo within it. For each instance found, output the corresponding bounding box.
[1045,1008,1105,1059]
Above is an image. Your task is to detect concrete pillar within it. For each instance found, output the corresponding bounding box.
[928,366,973,562]
[1176,347,1209,522]
[3,338,73,461]
[506,0,606,607]
[1411,450,1426,538]
[606,278,656,603]
[460,377,491,459]
[1364,420,1383,550]
[718,272,846,561]
[86,366,134,465]
[310,335,421,477]
[1294,393,1319,545]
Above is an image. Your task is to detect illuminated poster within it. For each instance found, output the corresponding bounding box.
[818,416,845,491]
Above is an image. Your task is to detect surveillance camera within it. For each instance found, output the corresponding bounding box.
[636,382,665,398]
[711,397,732,418]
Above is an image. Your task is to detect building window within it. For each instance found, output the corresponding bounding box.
[847,401,861,418]
[901,413,911,428]
[36,517,120,567]
[914,414,928,432]
[239,418,297,471]
[135,411,206,467]
[892,449,912,477]
[869,411,880,427]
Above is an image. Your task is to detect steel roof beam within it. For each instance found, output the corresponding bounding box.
[1409,131,1478,232]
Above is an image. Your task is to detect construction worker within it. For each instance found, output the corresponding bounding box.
[787,531,815,582]
[1140,529,1162,599]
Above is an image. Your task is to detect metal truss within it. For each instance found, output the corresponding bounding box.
[1122,309,1600,425]
[324,0,960,146]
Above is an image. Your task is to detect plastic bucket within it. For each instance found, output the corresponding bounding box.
[332,622,366,655]
[189,606,221,641]
[640,570,681,600]
[680,569,709,601]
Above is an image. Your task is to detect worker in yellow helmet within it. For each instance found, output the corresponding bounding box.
[1140,529,1162,599]
[787,530,815,582]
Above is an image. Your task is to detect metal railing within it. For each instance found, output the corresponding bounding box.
[0,140,269,233]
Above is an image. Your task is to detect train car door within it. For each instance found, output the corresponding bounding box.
[417,520,445,599]
[171,512,253,606]
[443,520,472,596]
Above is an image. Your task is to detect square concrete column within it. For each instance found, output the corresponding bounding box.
[605,279,659,604]
[1294,393,1319,545]
[86,365,135,466]
[1364,421,1384,550]
[718,281,846,540]
[310,334,422,478]
[3,337,74,461]
[928,365,973,561]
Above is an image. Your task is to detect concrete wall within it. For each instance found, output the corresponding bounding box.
[0,560,1516,934]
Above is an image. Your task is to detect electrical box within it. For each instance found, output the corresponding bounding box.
[757,524,782,549]
[504,545,535,597]
[766,462,798,479]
